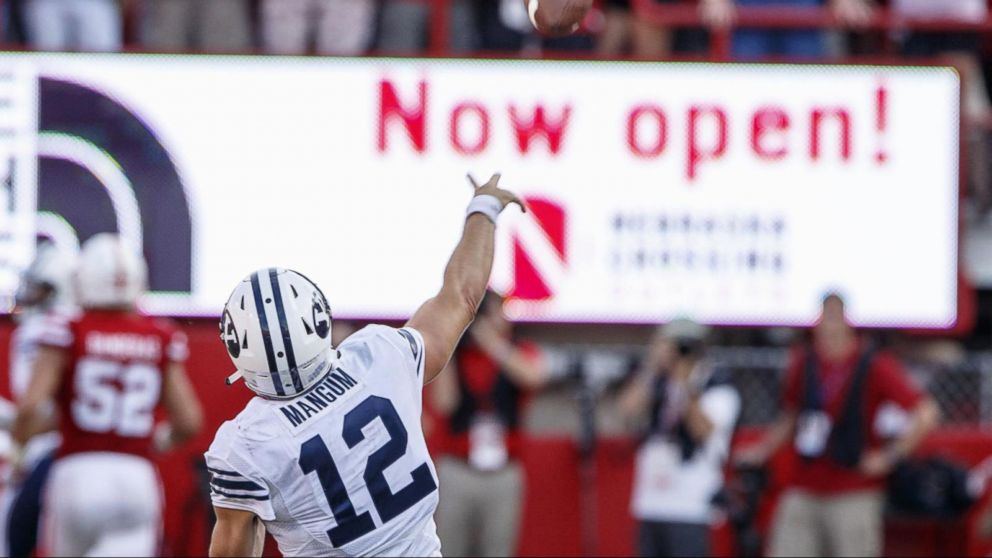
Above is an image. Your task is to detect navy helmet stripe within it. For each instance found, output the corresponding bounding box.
[211,477,265,492]
[269,268,303,393]
[211,487,270,501]
[250,271,285,397]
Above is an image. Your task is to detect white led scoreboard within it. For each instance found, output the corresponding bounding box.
[0,54,961,328]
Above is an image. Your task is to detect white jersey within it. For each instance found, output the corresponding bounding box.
[205,325,441,557]
[9,313,62,464]
[10,313,48,400]
[12,309,80,398]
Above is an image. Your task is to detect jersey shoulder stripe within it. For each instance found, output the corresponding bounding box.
[210,476,265,492]
[204,420,276,519]
[206,466,242,477]
[210,487,270,501]
[342,325,425,380]
[396,329,419,360]
[396,328,424,377]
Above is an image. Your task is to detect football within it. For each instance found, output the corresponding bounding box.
[526,0,593,37]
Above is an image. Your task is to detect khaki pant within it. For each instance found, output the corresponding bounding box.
[768,489,884,558]
[435,457,523,557]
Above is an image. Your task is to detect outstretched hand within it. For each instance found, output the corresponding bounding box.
[467,173,527,214]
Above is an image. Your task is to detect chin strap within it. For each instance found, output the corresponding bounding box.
[224,348,340,387]
[225,370,244,385]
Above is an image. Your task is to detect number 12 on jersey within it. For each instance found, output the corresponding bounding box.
[298,396,437,547]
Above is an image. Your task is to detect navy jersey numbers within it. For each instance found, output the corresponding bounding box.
[343,396,437,523]
[297,396,437,548]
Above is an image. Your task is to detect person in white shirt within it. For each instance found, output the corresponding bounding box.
[618,319,740,558]
[22,0,121,52]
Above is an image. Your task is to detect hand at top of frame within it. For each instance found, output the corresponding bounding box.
[468,173,527,214]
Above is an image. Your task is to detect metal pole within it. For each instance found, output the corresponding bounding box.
[429,0,451,57]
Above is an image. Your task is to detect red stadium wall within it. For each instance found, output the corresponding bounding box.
[1,318,991,556]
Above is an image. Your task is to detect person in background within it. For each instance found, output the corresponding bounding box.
[137,0,253,53]
[430,290,548,557]
[1,0,29,46]
[736,293,940,557]
[892,0,991,214]
[694,0,875,59]
[260,0,376,56]
[618,318,740,558]
[598,0,722,59]
[1,243,76,558]
[22,0,121,52]
[12,234,203,556]
[377,0,477,54]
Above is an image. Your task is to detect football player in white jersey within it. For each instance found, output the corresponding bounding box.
[207,174,524,557]
[1,242,76,558]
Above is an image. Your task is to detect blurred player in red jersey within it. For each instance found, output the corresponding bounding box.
[11,233,204,557]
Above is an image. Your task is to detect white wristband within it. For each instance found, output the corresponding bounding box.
[466,194,503,224]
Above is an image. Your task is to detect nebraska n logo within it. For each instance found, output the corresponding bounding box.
[506,197,567,301]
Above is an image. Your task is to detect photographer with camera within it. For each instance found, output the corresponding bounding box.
[619,319,741,557]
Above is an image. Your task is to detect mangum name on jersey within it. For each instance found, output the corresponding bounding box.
[276,369,362,430]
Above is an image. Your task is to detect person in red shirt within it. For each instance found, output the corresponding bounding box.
[429,290,547,557]
[12,233,203,557]
[737,293,939,557]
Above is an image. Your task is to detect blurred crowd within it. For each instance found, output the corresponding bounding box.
[3,0,989,59]
[418,288,992,557]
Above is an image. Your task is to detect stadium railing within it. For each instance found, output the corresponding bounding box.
[630,1,992,61]
[415,0,992,57]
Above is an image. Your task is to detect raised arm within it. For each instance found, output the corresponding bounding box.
[407,173,524,384]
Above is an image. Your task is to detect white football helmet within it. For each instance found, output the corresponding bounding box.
[220,268,336,399]
[14,241,77,316]
[75,233,148,309]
